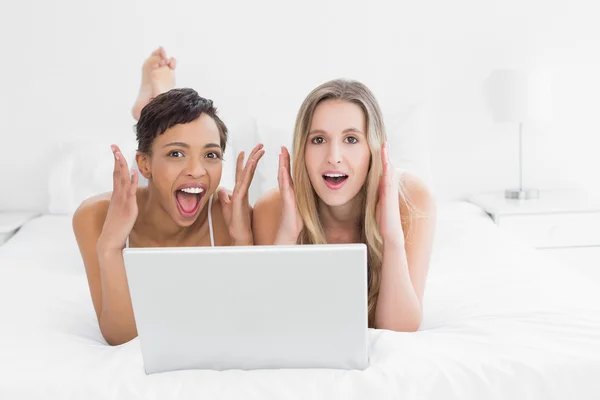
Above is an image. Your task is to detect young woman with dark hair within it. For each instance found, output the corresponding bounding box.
[73,48,264,346]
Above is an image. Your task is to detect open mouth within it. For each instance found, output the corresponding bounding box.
[322,173,349,190]
[175,187,205,218]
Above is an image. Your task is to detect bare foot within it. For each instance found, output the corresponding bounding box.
[131,47,177,121]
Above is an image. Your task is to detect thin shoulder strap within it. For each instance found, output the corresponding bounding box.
[207,194,215,247]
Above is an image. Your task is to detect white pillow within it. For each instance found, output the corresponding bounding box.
[0,137,58,212]
[383,103,433,187]
[253,116,295,200]
[47,138,138,215]
[222,117,263,205]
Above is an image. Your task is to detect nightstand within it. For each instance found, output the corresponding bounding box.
[0,212,39,246]
[468,189,600,283]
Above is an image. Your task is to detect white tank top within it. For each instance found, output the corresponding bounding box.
[125,194,215,248]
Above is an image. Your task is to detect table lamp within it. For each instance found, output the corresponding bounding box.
[484,69,553,200]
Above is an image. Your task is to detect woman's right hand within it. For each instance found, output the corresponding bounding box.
[275,146,304,245]
[97,145,139,253]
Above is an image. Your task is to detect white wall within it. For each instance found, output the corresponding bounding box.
[1,0,599,210]
[422,0,600,200]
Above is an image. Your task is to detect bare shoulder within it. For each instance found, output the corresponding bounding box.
[211,188,224,211]
[72,192,112,236]
[252,188,283,245]
[254,188,282,210]
[253,188,282,221]
[398,171,437,223]
[396,172,437,306]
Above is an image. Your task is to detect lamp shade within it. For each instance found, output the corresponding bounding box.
[485,69,553,124]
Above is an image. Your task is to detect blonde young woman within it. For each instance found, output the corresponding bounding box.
[252,80,437,332]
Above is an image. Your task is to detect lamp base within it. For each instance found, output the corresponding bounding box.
[504,188,540,200]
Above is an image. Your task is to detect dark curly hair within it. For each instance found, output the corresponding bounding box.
[135,88,228,154]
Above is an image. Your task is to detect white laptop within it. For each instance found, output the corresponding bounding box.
[122,244,369,374]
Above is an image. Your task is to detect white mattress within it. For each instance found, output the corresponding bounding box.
[1,202,599,399]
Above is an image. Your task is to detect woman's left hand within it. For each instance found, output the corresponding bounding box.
[376,142,404,244]
[218,144,265,245]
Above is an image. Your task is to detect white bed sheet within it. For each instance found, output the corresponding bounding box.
[1,202,599,400]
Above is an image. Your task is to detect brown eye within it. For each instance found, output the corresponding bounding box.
[311,136,325,144]
[168,151,184,158]
[344,136,358,144]
[205,152,222,160]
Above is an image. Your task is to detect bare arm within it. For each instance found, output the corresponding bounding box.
[73,199,138,345]
[375,173,437,332]
[95,246,137,345]
[73,145,140,345]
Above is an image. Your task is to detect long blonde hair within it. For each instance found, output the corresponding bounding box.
[292,79,392,327]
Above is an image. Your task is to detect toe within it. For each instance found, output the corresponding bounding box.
[158,47,168,61]
[145,53,164,70]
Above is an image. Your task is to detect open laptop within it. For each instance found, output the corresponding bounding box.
[122,244,369,374]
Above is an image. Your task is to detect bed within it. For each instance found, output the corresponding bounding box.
[1,201,599,399]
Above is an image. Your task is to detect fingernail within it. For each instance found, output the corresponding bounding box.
[114,152,119,160]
